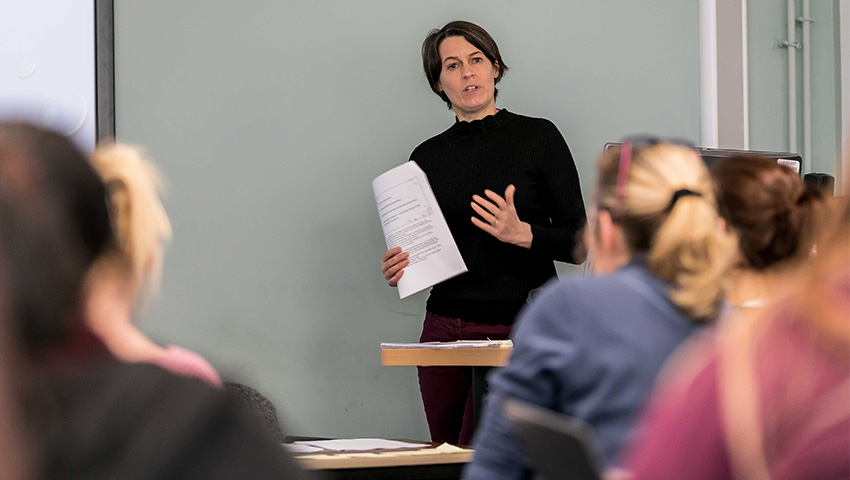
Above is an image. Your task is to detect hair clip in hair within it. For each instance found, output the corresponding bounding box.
[668,188,702,211]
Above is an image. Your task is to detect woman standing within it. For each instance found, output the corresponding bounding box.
[380,21,587,445]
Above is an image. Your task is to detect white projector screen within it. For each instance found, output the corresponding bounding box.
[0,0,113,152]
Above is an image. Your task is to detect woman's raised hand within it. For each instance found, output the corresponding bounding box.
[381,247,409,287]
[471,184,533,248]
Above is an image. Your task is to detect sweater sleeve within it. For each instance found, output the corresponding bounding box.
[528,121,587,263]
[147,345,223,387]
[464,283,581,480]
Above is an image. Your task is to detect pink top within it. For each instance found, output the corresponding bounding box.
[622,304,849,480]
[146,345,222,387]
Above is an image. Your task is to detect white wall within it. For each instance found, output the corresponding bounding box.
[0,1,96,151]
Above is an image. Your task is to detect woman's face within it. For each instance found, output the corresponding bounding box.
[437,36,499,122]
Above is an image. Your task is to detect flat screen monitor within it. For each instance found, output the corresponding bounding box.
[603,143,803,176]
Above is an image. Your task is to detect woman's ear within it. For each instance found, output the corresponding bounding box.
[596,209,618,254]
[591,210,629,273]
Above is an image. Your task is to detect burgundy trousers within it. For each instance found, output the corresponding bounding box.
[417,312,512,446]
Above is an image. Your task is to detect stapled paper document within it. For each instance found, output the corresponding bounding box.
[373,161,467,299]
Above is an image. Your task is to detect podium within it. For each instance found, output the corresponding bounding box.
[381,345,513,428]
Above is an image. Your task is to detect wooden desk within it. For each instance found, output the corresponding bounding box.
[381,346,513,428]
[296,445,473,479]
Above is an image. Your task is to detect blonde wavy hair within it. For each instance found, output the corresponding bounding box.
[90,143,172,301]
[595,143,734,320]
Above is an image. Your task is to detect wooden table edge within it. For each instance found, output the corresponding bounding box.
[380,347,512,367]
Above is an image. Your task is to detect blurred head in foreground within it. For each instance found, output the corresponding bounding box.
[0,122,109,479]
[0,122,110,357]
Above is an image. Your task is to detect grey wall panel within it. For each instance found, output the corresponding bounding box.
[115,0,700,440]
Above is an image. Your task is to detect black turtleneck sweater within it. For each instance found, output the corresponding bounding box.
[410,109,586,325]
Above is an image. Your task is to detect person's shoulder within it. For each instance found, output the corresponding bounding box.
[410,136,438,164]
[511,274,629,350]
[527,269,654,322]
[546,269,635,297]
[519,273,620,324]
[502,110,559,131]
[37,361,306,479]
[410,123,456,156]
[501,110,565,148]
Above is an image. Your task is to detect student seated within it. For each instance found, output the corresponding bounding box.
[464,139,735,479]
[84,143,221,385]
[710,156,825,310]
[0,122,307,479]
[622,191,849,479]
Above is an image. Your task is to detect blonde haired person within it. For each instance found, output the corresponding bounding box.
[465,139,735,480]
[623,194,849,480]
[84,143,221,386]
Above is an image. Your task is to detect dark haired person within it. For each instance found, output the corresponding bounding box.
[710,157,824,310]
[380,20,586,445]
[622,182,849,480]
[0,122,307,479]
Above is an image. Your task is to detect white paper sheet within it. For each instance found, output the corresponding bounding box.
[372,161,467,299]
[282,443,325,454]
[293,438,428,452]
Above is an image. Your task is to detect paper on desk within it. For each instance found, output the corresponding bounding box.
[434,442,468,452]
[282,443,325,454]
[403,443,470,455]
[373,161,467,299]
[294,438,428,452]
[380,340,513,349]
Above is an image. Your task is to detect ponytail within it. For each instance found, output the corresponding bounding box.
[90,144,172,300]
[596,143,734,320]
[650,189,732,319]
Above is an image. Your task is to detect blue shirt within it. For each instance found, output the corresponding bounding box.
[465,260,705,479]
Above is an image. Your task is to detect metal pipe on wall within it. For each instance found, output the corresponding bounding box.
[699,0,720,148]
[786,0,798,155]
[800,0,812,173]
[841,0,850,194]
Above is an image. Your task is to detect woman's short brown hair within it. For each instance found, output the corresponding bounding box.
[421,21,509,109]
